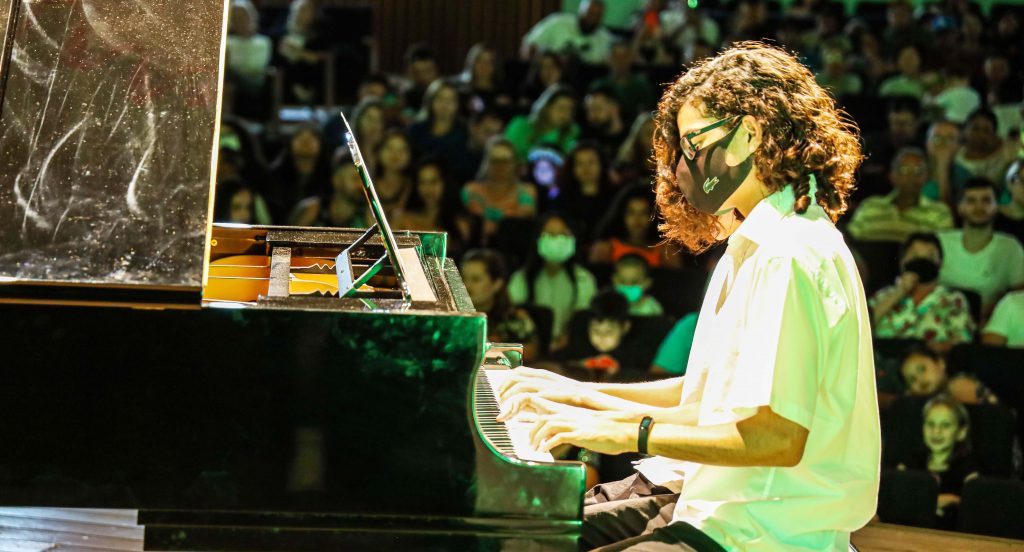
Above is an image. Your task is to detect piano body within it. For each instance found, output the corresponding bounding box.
[0,1,585,550]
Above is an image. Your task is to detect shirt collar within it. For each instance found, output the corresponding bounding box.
[729,173,828,246]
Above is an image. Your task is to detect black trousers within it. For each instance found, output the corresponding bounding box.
[581,473,727,552]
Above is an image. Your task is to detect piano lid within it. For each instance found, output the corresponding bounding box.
[0,0,228,307]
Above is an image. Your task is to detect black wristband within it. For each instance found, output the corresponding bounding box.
[638,416,655,455]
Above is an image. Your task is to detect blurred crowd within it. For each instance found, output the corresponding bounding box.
[219,0,1024,536]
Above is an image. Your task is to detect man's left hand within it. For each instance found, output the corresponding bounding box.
[529,414,637,456]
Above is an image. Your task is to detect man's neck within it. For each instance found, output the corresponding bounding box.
[894,189,920,210]
[543,261,564,275]
[962,224,994,252]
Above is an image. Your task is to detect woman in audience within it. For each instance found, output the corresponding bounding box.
[462,137,537,242]
[519,51,564,107]
[395,158,474,257]
[289,149,367,228]
[505,85,579,162]
[373,129,413,220]
[612,112,656,186]
[350,99,386,171]
[954,108,1017,191]
[277,0,330,104]
[508,212,597,349]
[550,142,615,242]
[589,184,683,268]
[869,232,975,350]
[268,124,331,222]
[898,396,979,529]
[453,42,511,115]
[408,79,469,163]
[462,248,540,362]
[215,178,272,225]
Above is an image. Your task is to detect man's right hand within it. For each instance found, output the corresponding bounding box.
[896,271,918,294]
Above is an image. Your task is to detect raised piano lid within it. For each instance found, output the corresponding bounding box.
[0,0,228,308]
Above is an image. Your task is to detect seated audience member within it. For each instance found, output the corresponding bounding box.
[899,345,948,399]
[650,312,699,376]
[397,44,441,117]
[897,396,980,529]
[349,99,386,170]
[996,160,1024,243]
[461,249,540,363]
[878,44,927,100]
[373,130,414,220]
[929,63,981,125]
[580,87,627,161]
[452,42,512,115]
[505,85,580,163]
[454,108,505,185]
[814,45,862,99]
[589,184,682,268]
[591,40,656,119]
[214,179,272,225]
[981,290,1024,348]
[395,158,474,258]
[938,178,1024,314]
[953,108,1017,189]
[408,79,469,163]
[289,149,367,228]
[508,213,597,348]
[847,147,953,242]
[225,0,272,98]
[611,254,663,316]
[946,372,1000,405]
[869,233,975,348]
[550,142,615,241]
[518,51,565,107]
[520,0,613,65]
[612,113,656,186]
[552,289,639,379]
[462,137,537,242]
[860,96,924,200]
[922,119,972,206]
[267,124,331,222]
[277,0,331,104]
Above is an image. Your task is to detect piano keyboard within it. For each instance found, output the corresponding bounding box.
[475,369,554,462]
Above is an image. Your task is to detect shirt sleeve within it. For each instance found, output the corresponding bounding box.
[722,255,827,431]
[1006,237,1024,288]
[984,294,1013,338]
[507,270,528,305]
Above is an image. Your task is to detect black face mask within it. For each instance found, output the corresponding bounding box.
[674,122,755,215]
[902,258,940,284]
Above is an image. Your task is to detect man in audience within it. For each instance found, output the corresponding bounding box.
[869,233,975,349]
[847,147,953,242]
[860,96,924,199]
[592,40,656,120]
[611,254,663,316]
[580,86,627,161]
[397,44,440,115]
[520,0,613,65]
[982,289,1024,348]
[938,178,1024,315]
[931,63,981,125]
[454,108,505,185]
[922,119,972,206]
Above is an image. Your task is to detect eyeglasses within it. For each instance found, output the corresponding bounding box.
[681,115,743,161]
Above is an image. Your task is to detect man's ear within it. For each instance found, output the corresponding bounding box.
[741,114,763,153]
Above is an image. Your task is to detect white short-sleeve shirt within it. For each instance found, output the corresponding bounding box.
[937,230,1024,311]
[522,13,613,65]
[636,181,881,552]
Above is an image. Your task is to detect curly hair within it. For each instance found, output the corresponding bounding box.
[652,41,863,253]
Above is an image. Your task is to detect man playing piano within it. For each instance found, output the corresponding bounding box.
[498,42,881,552]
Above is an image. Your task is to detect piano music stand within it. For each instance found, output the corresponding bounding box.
[334,112,411,303]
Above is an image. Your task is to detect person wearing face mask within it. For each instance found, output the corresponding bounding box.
[868,232,975,349]
[508,213,597,349]
[611,254,663,316]
[498,43,879,552]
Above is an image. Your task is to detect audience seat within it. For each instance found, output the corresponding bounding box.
[877,469,939,528]
[949,287,983,332]
[966,403,1017,478]
[957,476,1024,539]
[649,267,707,318]
[846,239,900,295]
[881,395,929,468]
[493,217,538,269]
[948,344,1024,441]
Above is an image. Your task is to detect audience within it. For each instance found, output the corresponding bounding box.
[214,2,1024,531]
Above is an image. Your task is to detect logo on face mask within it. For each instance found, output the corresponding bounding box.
[703,176,720,194]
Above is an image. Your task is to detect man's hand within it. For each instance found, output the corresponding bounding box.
[529,413,637,455]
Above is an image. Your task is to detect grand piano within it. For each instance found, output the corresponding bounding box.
[0,1,585,550]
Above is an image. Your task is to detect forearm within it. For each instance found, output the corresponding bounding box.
[871,289,905,324]
[589,377,683,409]
[646,407,805,467]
